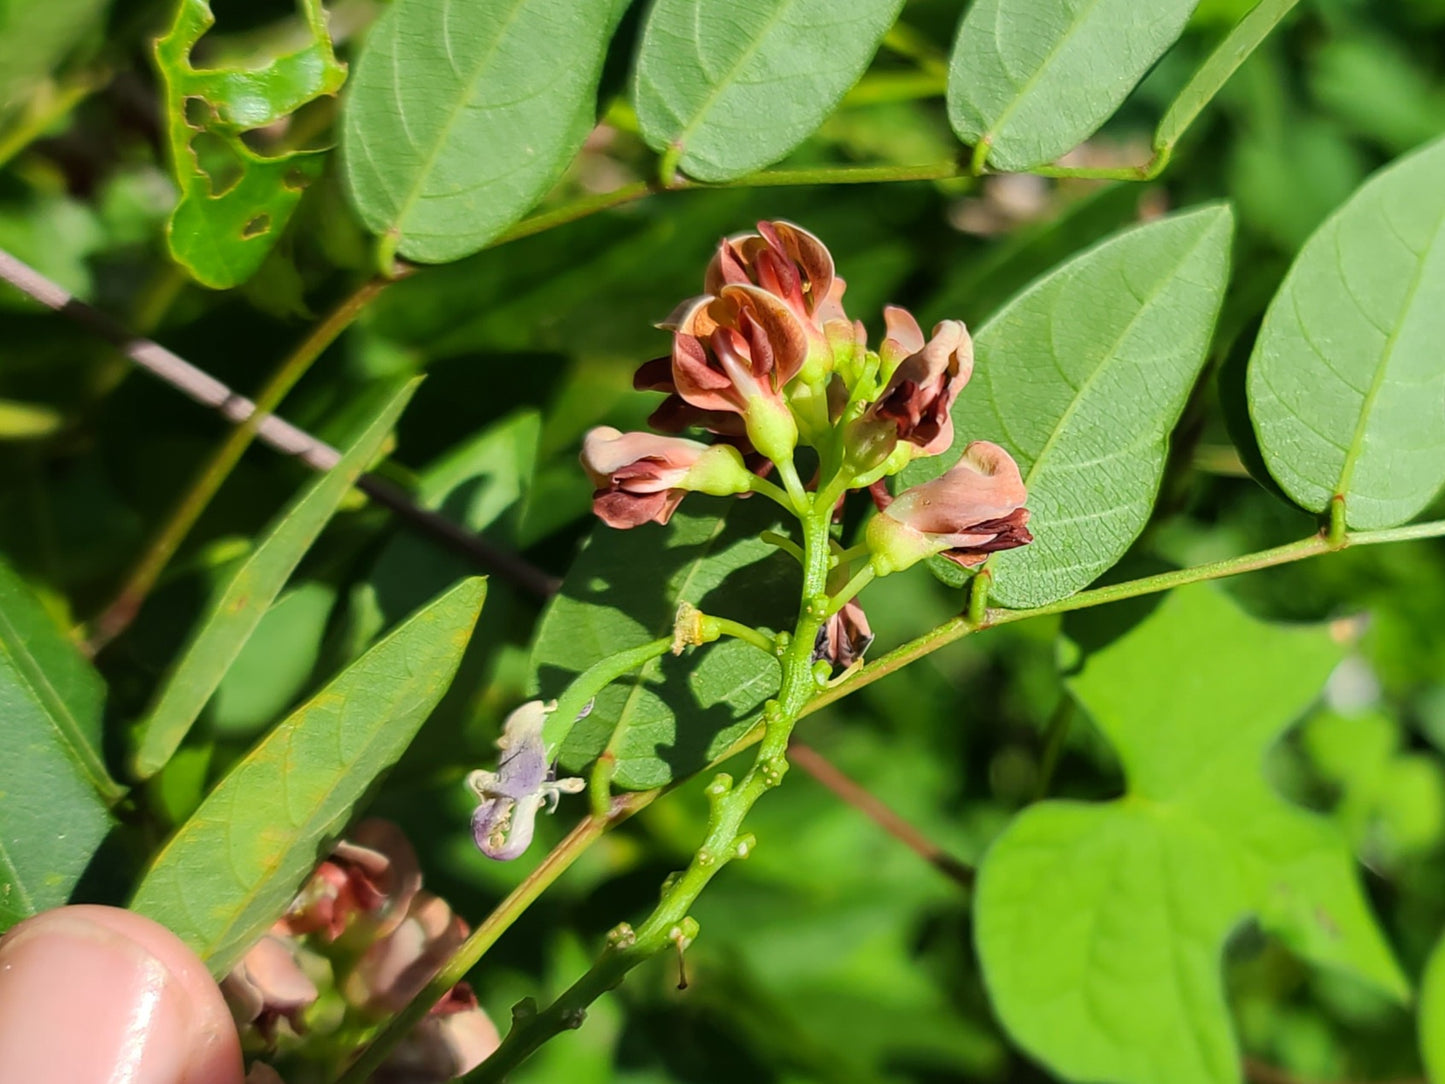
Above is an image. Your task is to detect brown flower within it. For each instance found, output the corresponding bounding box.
[666,287,810,416]
[280,819,422,943]
[705,220,847,330]
[867,442,1031,574]
[866,308,973,458]
[222,933,319,1038]
[374,984,500,1084]
[580,426,751,529]
[343,892,469,1017]
[813,599,874,671]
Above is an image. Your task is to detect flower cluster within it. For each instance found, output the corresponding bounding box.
[224,820,498,1083]
[580,220,1033,655]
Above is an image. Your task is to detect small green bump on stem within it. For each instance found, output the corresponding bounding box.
[696,848,715,868]
[671,917,700,948]
[773,632,791,658]
[969,137,992,176]
[660,871,682,895]
[811,660,832,687]
[705,772,733,802]
[733,833,757,859]
[511,998,539,1024]
[658,143,682,188]
[561,1009,587,1031]
[759,755,789,789]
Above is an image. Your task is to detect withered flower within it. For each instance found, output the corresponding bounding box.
[374,984,500,1084]
[813,598,874,671]
[343,892,469,1017]
[581,426,752,529]
[281,819,421,942]
[866,442,1031,574]
[866,308,974,458]
[222,933,320,1038]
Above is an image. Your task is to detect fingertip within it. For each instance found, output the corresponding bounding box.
[0,905,244,1084]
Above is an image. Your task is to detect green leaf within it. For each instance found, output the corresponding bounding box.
[1155,0,1302,155]
[947,0,1198,170]
[1423,929,1445,1082]
[155,0,346,289]
[902,205,1233,608]
[0,0,110,122]
[1247,134,1445,530]
[632,0,904,182]
[0,557,121,931]
[340,0,615,263]
[0,399,63,439]
[129,576,486,976]
[531,497,797,790]
[976,585,1406,1084]
[131,382,417,780]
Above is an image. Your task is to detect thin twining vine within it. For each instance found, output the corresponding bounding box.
[331,220,1445,1081]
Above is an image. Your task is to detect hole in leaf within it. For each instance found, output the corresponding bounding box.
[189,131,244,197]
[282,168,310,192]
[241,214,271,238]
[183,96,214,129]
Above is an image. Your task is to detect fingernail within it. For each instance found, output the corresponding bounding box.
[0,908,238,1084]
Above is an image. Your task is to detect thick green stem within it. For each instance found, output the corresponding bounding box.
[465,504,834,1083]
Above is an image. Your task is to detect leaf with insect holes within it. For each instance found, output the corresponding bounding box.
[976,585,1406,1084]
[155,0,346,289]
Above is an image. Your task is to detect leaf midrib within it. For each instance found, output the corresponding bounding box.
[1332,193,1445,503]
[655,0,798,160]
[974,0,1110,158]
[0,601,118,804]
[381,0,532,236]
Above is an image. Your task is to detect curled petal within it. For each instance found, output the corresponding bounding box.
[705,220,837,325]
[344,892,469,1017]
[375,984,500,1084]
[867,318,973,457]
[868,442,1031,573]
[223,934,319,1036]
[581,426,711,528]
[813,599,874,671]
[281,819,421,941]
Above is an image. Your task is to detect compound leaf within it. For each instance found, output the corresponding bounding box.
[341,0,616,263]
[948,0,1197,170]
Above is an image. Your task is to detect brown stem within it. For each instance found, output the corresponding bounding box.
[788,738,974,887]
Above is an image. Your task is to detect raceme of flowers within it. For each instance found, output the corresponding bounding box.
[580,219,1032,603]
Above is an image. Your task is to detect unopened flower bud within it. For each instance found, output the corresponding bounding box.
[742,392,798,466]
[866,442,1031,575]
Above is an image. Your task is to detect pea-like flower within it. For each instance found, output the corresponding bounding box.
[343,891,469,1016]
[707,221,841,323]
[866,308,974,458]
[375,984,500,1084]
[280,818,421,942]
[222,932,320,1039]
[581,426,753,529]
[866,442,1032,575]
